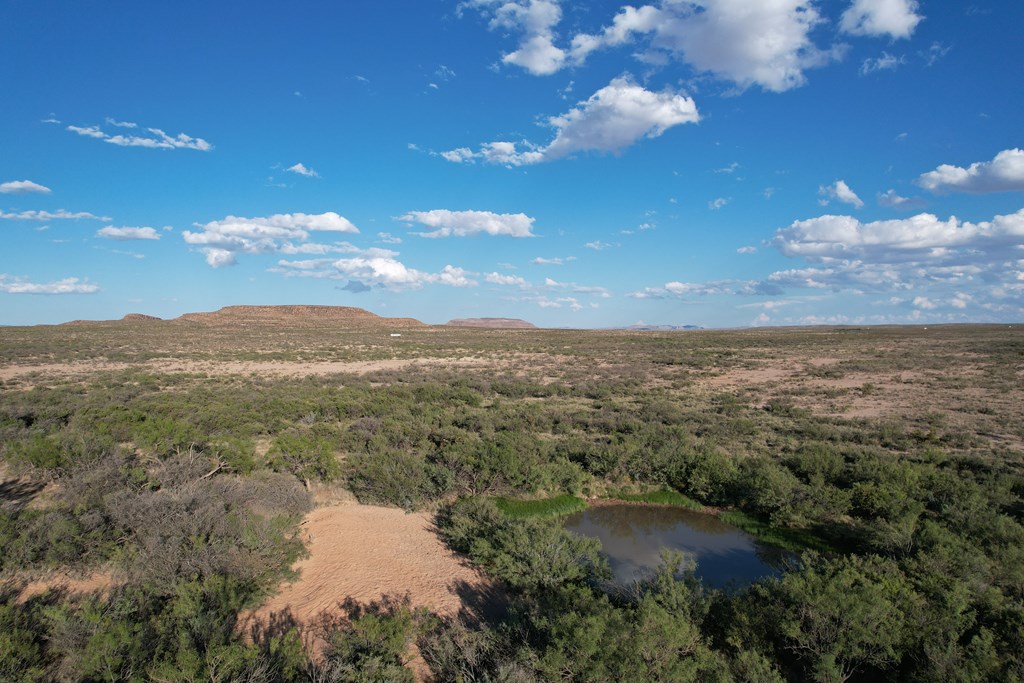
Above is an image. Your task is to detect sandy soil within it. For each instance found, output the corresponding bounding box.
[0,356,490,381]
[244,503,493,653]
[17,570,115,602]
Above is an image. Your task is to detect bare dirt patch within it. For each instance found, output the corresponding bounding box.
[244,503,492,642]
[17,570,116,602]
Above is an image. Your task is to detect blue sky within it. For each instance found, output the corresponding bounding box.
[2,0,1022,327]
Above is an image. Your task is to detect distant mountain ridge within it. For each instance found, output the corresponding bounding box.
[446,317,537,329]
[62,305,424,328]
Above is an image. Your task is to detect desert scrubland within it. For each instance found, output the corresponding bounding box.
[2,310,1023,681]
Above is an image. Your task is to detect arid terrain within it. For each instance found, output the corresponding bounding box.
[2,308,1022,681]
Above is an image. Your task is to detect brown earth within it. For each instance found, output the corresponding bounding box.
[0,356,496,382]
[243,503,497,666]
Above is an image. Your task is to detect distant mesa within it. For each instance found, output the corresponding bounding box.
[174,305,425,328]
[446,317,537,329]
[60,305,424,328]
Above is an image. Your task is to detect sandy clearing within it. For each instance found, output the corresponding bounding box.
[245,503,491,639]
[0,356,490,381]
[17,570,115,602]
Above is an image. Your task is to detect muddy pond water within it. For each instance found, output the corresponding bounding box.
[564,504,793,589]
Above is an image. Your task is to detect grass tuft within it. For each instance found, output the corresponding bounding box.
[493,494,588,519]
[608,489,703,510]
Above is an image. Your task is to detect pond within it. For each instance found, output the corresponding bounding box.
[563,503,793,590]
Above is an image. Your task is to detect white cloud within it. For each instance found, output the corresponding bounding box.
[737,246,757,254]
[951,292,972,309]
[878,189,923,209]
[273,255,476,291]
[66,120,212,151]
[772,209,1024,263]
[441,76,698,165]
[399,209,535,238]
[486,272,530,287]
[840,0,923,39]
[183,212,359,266]
[471,0,567,75]
[0,275,99,295]
[543,76,699,160]
[1,209,110,221]
[105,118,138,128]
[913,295,937,309]
[567,0,836,93]
[205,249,237,268]
[440,147,476,163]
[67,125,106,138]
[568,4,662,63]
[585,240,614,250]
[629,279,779,299]
[0,180,51,194]
[96,226,161,241]
[543,277,611,298]
[818,180,864,209]
[709,197,730,210]
[377,232,402,244]
[917,148,1024,194]
[859,52,905,75]
[286,162,319,177]
[531,256,575,265]
[715,162,740,174]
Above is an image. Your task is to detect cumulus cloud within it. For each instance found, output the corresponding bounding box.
[466,0,567,75]
[0,275,99,295]
[917,148,1024,194]
[737,246,757,254]
[709,197,730,210]
[272,256,477,291]
[399,209,535,238]
[818,180,864,208]
[96,226,161,241]
[840,0,923,39]
[1,209,110,221]
[440,76,698,165]
[585,240,614,250]
[486,272,530,287]
[469,1,841,92]
[570,1,837,92]
[65,120,212,151]
[0,180,51,194]
[286,162,319,177]
[183,212,360,267]
[772,209,1024,263]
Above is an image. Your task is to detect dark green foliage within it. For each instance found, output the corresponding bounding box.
[439,497,608,592]
[268,430,341,487]
[314,599,420,682]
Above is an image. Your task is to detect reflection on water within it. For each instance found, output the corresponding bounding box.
[564,504,792,589]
